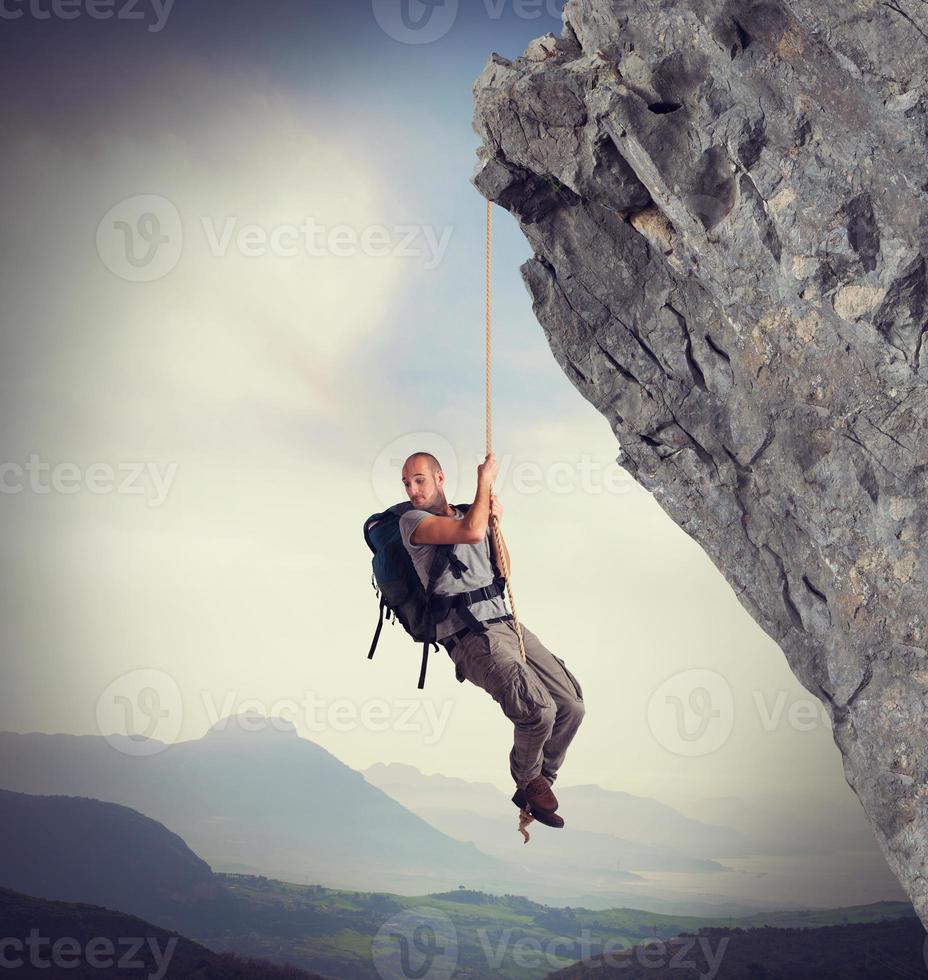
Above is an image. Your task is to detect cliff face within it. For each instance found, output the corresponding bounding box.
[472,0,928,925]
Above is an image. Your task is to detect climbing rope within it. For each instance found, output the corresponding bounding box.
[485,200,536,844]
[485,199,527,668]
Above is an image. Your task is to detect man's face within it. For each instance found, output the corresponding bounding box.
[401,457,442,510]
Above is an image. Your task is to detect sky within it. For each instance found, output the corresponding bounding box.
[0,0,869,831]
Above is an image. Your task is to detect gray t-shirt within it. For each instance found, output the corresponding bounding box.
[399,505,508,640]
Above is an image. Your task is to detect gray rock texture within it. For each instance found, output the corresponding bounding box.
[472,0,928,926]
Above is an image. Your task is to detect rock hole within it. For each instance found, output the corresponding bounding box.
[648,101,683,115]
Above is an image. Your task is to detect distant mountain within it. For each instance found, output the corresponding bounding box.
[363,765,881,863]
[554,784,754,859]
[0,789,222,929]
[0,715,501,894]
[0,723,894,914]
[394,805,723,875]
[359,765,910,913]
[0,885,326,979]
[667,792,880,856]
[363,764,745,865]
[363,762,509,818]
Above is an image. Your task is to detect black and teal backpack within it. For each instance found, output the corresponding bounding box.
[363,501,505,689]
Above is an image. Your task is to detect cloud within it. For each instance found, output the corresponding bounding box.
[1,56,418,463]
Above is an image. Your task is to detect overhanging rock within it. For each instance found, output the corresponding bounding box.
[472,0,928,925]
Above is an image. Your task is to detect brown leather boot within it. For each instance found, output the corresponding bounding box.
[522,774,559,811]
[512,776,564,828]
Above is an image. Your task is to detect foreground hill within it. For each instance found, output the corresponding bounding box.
[0,886,326,979]
[547,917,928,979]
[201,877,922,980]
[0,788,226,930]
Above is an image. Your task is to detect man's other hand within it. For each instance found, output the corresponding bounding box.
[477,451,499,488]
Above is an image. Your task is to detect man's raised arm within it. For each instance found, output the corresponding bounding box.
[410,452,499,545]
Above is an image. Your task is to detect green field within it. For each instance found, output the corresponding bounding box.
[188,874,918,980]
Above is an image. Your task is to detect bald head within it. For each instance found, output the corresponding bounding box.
[404,452,441,477]
[401,452,447,512]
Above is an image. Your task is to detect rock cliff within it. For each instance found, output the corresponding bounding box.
[472,0,928,926]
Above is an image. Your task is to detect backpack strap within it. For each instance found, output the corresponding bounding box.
[446,503,476,579]
[415,505,497,688]
[364,510,393,665]
[418,638,438,690]
[417,543,456,689]
[429,576,506,635]
[366,503,482,690]
[447,553,469,579]
[367,596,388,661]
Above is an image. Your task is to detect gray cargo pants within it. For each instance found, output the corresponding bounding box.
[442,619,585,791]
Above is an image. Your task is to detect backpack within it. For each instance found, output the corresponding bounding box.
[363,501,506,689]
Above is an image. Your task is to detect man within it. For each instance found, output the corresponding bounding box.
[398,450,585,829]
